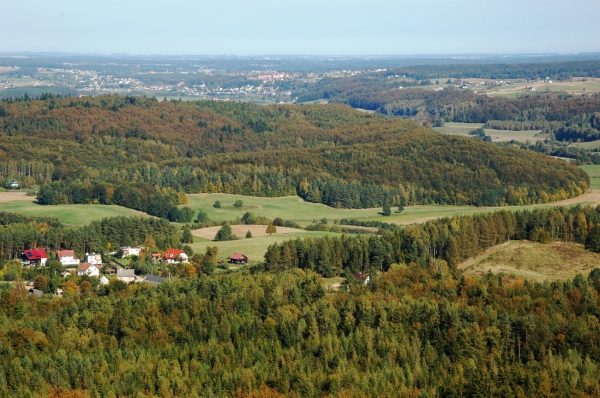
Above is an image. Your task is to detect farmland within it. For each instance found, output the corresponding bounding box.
[433,122,546,143]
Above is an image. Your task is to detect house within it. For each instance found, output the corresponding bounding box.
[55,288,63,297]
[141,274,166,286]
[99,275,109,285]
[84,253,102,265]
[116,269,136,283]
[162,249,188,264]
[77,262,102,277]
[57,250,80,266]
[60,270,72,278]
[29,288,43,298]
[120,246,142,257]
[21,248,48,266]
[151,253,162,261]
[352,272,371,285]
[228,253,248,265]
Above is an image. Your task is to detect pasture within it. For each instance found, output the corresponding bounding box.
[460,240,600,282]
[579,164,600,190]
[189,230,343,263]
[185,193,381,224]
[433,122,545,143]
[0,196,151,226]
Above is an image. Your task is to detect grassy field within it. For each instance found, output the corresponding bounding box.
[185,193,382,224]
[189,230,343,263]
[571,140,600,150]
[460,240,600,282]
[433,122,545,142]
[486,80,600,98]
[579,164,600,190]
[0,200,151,226]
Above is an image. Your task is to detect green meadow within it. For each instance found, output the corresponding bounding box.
[0,200,151,226]
[189,230,343,263]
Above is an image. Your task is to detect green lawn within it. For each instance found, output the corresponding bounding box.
[189,230,343,262]
[579,164,600,190]
[185,193,382,224]
[0,201,151,226]
[433,122,543,142]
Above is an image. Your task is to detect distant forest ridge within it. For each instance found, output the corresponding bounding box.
[0,95,589,212]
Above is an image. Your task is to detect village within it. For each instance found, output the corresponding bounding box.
[20,245,249,298]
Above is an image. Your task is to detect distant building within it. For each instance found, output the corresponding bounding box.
[99,276,110,285]
[116,269,136,283]
[21,248,48,267]
[162,249,188,264]
[84,253,102,265]
[77,262,102,278]
[57,250,80,266]
[228,253,248,265]
[120,246,142,257]
[8,179,18,189]
[141,274,166,286]
[352,272,371,285]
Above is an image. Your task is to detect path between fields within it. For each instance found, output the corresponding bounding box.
[192,225,305,240]
[0,192,34,204]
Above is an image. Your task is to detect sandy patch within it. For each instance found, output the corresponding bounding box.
[192,224,305,240]
[0,192,34,204]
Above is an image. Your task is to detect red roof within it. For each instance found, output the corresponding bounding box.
[24,248,48,260]
[229,253,247,260]
[163,249,185,259]
[57,250,76,259]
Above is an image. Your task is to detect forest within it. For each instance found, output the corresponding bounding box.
[0,95,589,214]
[0,207,600,396]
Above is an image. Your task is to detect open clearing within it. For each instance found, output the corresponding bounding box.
[486,79,600,98]
[185,193,380,224]
[433,122,546,143]
[189,230,343,262]
[0,198,150,225]
[0,192,32,204]
[460,240,600,282]
[192,224,305,240]
[579,164,600,190]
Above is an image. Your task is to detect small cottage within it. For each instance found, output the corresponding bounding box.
[78,262,102,278]
[228,253,248,265]
[57,250,80,266]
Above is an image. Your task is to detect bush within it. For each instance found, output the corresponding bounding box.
[214,201,221,208]
[234,200,243,208]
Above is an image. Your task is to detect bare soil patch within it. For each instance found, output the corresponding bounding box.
[0,192,34,204]
[192,224,305,240]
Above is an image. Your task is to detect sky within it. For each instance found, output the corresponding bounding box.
[1,0,599,56]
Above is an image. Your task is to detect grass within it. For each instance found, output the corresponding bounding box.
[433,122,544,142]
[571,140,600,150]
[579,164,600,190]
[0,200,151,226]
[460,240,600,282]
[185,193,383,224]
[189,230,343,262]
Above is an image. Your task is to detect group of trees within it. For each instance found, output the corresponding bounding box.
[265,204,600,277]
[36,180,193,222]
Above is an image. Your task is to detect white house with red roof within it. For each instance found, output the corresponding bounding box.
[162,249,188,264]
[57,250,80,266]
[77,262,102,277]
[21,248,49,266]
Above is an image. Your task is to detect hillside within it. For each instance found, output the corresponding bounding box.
[0,95,589,208]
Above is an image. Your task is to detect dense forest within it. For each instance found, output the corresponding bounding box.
[1,232,600,396]
[0,95,589,210]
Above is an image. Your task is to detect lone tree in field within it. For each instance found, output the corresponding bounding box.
[397,203,404,214]
[234,200,243,208]
[213,201,221,208]
[246,230,252,238]
[382,201,391,216]
[266,224,277,235]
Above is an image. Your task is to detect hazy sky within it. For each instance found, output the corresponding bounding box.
[2,0,599,55]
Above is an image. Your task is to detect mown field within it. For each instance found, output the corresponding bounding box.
[432,122,545,142]
[0,198,151,226]
[460,240,600,282]
[579,164,600,190]
[189,230,343,263]
[185,193,381,224]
